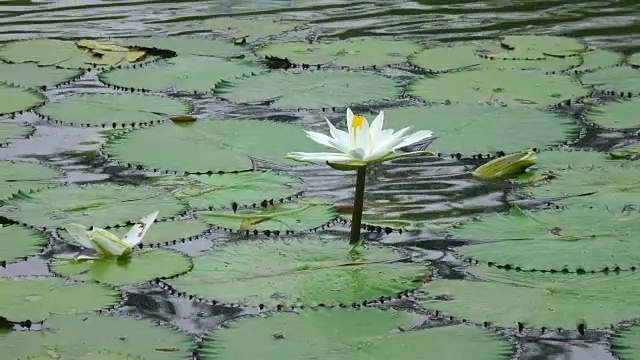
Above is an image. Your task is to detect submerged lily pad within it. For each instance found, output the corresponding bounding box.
[0,184,186,229]
[257,39,422,68]
[581,66,640,94]
[104,119,327,173]
[379,104,576,156]
[213,70,401,110]
[0,225,47,265]
[407,69,589,106]
[0,62,82,88]
[203,309,512,360]
[0,83,45,115]
[100,56,264,93]
[1,314,193,359]
[198,202,337,234]
[116,36,244,57]
[151,171,302,210]
[0,161,63,201]
[50,248,192,286]
[0,277,119,322]
[453,205,640,272]
[586,97,640,129]
[37,93,192,127]
[421,265,640,329]
[0,123,34,147]
[611,325,640,360]
[165,237,427,306]
[204,17,304,42]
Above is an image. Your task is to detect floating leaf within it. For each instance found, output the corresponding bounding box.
[378,105,577,156]
[116,36,244,57]
[151,171,302,210]
[37,93,192,128]
[51,248,192,286]
[0,184,186,229]
[169,115,195,123]
[1,314,193,359]
[407,69,589,106]
[580,66,640,94]
[421,265,640,329]
[100,56,264,93]
[629,52,640,67]
[0,277,119,322]
[0,63,82,88]
[0,83,45,115]
[204,17,304,42]
[0,224,47,265]
[213,70,401,110]
[0,122,34,147]
[409,44,486,72]
[585,97,640,129]
[164,237,427,306]
[453,205,640,272]
[610,142,640,160]
[104,119,327,173]
[257,38,422,68]
[500,35,585,57]
[202,309,512,360]
[568,48,623,74]
[611,325,640,360]
[472,149,537,180]
[0,161,63,201]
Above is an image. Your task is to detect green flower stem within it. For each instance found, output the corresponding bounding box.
[350,166,367,245]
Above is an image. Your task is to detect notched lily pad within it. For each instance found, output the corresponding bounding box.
[581,66,640,94]
[0,277,119,322]
[115,36,244,57]
[0,83,45,115]
[610,325,640,360]
[0,160,63,201]
[0,122,35,147]
[0,224,47,266]
[202,309,512,360]
[566,48,623,74]
[0,62,83,89]
[585,97,640,129]
[204,17,306,43]
[164,236,428,306]
[500,35,585,57]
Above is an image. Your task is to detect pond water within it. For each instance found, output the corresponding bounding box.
[1,1,640,359]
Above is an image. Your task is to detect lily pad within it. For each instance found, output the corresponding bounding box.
[198,202,337,234]
[0,83,45,115]
[164,237,427,306]
[379,104,577,156]
[585,97,640,129]
[257,38,422,68]
[0,184,187,229]
[0,122,35,147]
[116,36,244,57]
[421,265,640,329]
[0,277,119,322]
[202,309,512,360]
[213,70,401,110]
[629,52,640,67]
[580,66,640,94]
[611,142,640,159]
[407,69,589,106]
[611,325,640,360]
[500,35,585,57]
[50,248,192,286]
[150,170,302,210]
[0,62,82,88]
[37,93,192,128]
[103,119,327,173]
[0,161,63,201]
[453,205,640,272]
[100,56,264,93]
[0,224,47,265]
[1,314,193,359]
[204,17,305,42]
[567,48,623,74]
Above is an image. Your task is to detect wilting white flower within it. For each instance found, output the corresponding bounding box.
[64,211,159,260]
[286,108,434,168]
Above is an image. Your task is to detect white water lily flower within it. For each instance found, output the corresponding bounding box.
[64,211,159,260]
[286,108,434,168]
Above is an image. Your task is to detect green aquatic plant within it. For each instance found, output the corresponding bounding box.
[114,36,246,57]
[0,224,47,266]
[580,66,640,94]
[611,325,640,360]
[0,83,45,115]
[203,16,307,42]
[585,97,640,129]
[0,122,34,147]
[0,62,82,89]
[472,149,537,180]
[0,161,63,201]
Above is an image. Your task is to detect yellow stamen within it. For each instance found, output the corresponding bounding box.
[351,114,366,142]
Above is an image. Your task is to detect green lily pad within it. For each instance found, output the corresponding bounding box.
[0,224,47,265]
[150,170,302,210]
[581,66,640,94]
[50,248,192,286]
[500,35,585,57]
[0,161,63,201]
[202,309,512,360]
[213,70,401,110]
[0,122,34,147]
[257,38,422,68]
[103,119,327,173]
[453,205,640,272]
[37,93,192,128]
[0,62,82,88]
[116,36,244,57]
[100,56,264,93]
[568,48,623,74]
[0,184,187,229]
[1,314,193,359]
[611,142,640,159]
[379,104,576,156]
[0,83,45,115]
[164,237,427,306]
[629,52,640,67]
[585,97,640,129]
[408,44,485,72]
[0,277,119,322]
[198,202,337,234]
[421,265,640,329]
[407,69,589,106]
[203,17,305,42]
[611,325,640,360]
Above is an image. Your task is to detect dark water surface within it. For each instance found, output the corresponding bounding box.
[2,1,640,359]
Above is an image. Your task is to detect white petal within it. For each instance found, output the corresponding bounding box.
[355,119,371,154]
[64,223,95,250]
[305,130,336,148]
[73,254,101,261]
[87,228,130,257]
[346,108,354,130]
[392,130,434,150]
[370,126,414,156]
[369,111,384,141]
[121,210,159,248]
[324,118,353,154]
[286,151,356,163]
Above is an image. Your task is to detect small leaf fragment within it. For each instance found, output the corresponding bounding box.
[473,149,537,180]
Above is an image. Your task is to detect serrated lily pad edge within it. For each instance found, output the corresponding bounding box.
[0,122,37,148]
[0,82,47,116]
